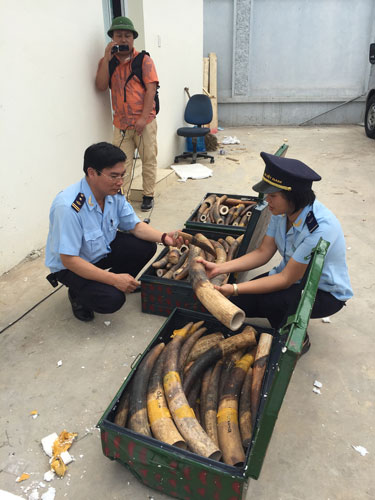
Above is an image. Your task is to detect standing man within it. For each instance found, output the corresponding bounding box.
[95,16,158,212]
[45,142,178,322]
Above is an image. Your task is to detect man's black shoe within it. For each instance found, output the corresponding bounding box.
[141,196,154,211]
[68,290,94,322]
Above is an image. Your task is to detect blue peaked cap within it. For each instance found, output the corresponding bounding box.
[252,152,322,193]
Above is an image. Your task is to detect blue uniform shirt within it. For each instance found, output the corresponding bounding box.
[45,177,140,272]
[266,200,353,301]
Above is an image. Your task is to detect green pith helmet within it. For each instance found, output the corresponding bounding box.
[107,16,138,39]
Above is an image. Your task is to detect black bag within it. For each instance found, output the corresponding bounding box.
[109,50,160,114]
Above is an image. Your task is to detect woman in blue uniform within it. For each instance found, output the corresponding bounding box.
[199,152,353,354]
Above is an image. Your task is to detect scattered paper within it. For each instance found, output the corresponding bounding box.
[57,360,62,367]
[322,317,331,323]
[170,164,213,182]
[104,321,111,326]
[313,387,321,395]
[314,380,323,388]
[352,445,369,456]
[222,136,240,144]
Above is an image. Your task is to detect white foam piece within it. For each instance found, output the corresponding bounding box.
[60,451,73,465]
[41,433,58,458]
[43,470,55,482]
[41,488,56,500]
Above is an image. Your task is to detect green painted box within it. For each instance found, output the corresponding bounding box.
[140,229,241,318]
[184,194,270,255]
[98,240,329,500]
[183,143,289,249]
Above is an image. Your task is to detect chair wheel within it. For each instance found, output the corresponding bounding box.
[210,158,215,164]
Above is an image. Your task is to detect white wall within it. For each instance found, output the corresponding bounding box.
[0,0,204,274]
[0,0,113,274]
[129,0,204,168]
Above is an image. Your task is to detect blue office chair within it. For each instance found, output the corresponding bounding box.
[174,94,215,164]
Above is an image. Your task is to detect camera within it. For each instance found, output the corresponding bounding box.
[111,44,129,55]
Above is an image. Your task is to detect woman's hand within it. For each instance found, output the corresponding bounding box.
[213,284,235,297]
[196,258,221,279]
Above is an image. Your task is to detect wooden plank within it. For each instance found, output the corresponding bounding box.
[203,57,209,93]
[208,52,218,130]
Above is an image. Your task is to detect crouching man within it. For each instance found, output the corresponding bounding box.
[45,142,178,321]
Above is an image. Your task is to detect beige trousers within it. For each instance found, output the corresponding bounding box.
[113,120,158,198]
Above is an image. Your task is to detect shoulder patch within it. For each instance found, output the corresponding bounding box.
[71,193,85,212]
[306,210,319,233]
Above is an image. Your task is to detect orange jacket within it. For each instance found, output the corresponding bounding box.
[110,49,159,129]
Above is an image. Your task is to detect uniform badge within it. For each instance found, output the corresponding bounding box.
[306,211,319,233]
[71,192,85,212]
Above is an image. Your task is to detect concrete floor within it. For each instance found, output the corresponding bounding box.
[0,125,374,500]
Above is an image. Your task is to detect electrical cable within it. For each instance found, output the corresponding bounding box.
[298,93,366,126]
[126,133,141,200]
[0,284,64,335]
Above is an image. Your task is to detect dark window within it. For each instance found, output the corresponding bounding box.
[112,0,122,18]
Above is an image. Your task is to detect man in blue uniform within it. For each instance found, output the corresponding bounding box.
[45,142,178,321]
[199,152,353,354]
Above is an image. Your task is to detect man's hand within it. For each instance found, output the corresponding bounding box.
[163,231,187,248]
[134,116,147,135]
[104,41,118,62]
[111,273,140,293]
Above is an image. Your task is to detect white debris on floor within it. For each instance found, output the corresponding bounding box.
[352,445,369,456]
[41,487,56,500]
[28,489,39,500]
[41,433,58,458]
[43,470,55,482]
[0,490,25,500]
[170,164,213,182]
[60,451,74,465]
[322,317,331,323]
[314,380,323,388]
[313,387,321,395]
[57,360,62,367]
[222,136,240,144]
[104,321,111,326]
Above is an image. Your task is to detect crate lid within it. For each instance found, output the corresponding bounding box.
[244,237,330,479]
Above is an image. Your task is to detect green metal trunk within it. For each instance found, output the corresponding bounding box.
[98,238,329,500]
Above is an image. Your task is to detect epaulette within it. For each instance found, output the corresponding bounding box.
[306,211,319,233]
[71,193,85,212]
[118,187,125,196]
